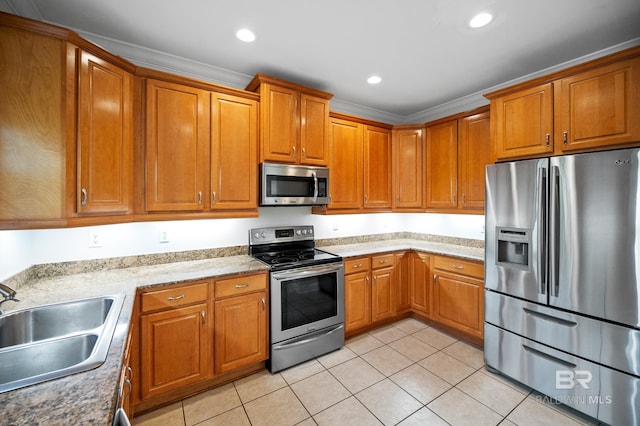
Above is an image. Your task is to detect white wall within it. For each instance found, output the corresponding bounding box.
[0,209,485,280]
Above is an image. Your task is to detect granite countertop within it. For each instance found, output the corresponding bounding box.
[0,238,483,425]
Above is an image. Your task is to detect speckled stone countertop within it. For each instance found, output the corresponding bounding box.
[0,234,483,425]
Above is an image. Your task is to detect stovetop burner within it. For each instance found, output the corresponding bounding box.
[248,226,342,270]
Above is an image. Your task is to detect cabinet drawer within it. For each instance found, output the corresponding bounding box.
[215,273,267,298]
[141,282,208,313]
[433,256,483,279]
[344,257,371,274]
[371,253,395,269]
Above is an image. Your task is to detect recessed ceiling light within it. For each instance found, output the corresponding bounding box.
[468,12,493,28]
[367,75,382,85]
[236,28,256,42]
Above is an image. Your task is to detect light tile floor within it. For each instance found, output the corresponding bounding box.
[134,318,601,426]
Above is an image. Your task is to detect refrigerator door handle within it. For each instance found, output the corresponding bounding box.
[549,165,560,298]
[538,167,547,296]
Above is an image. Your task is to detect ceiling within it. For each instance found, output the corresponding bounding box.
[3,0,640,123]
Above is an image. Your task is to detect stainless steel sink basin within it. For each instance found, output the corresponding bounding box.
[0,294,125,393]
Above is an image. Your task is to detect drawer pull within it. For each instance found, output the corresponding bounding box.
[167,294,185,301]
[379,259,388,264]
[352,263,363,268]
[235,283,250,289]
[201,310,206,325]
[451,264,464,270]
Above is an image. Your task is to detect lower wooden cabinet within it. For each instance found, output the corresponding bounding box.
[432,256,484,342]
[344,257,372,333]
[410,252,431,316]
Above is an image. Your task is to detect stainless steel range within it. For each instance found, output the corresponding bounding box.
[249,226,344,373]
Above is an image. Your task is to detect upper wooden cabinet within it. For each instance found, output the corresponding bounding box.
[77,50,133,215]
[142,74,259,215]
[392,126,425,210]
[425,109,490,212]
[246,74,332,166]
[363,125,392,209]
[488,47,640,161]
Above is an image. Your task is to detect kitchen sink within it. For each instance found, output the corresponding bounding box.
[0,294,125,393]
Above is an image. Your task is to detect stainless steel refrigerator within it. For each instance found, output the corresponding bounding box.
[485,148,640,425]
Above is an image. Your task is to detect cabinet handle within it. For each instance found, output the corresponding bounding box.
[545,133,550,146]
[123,376,132,400]
[373,275,377,284]
[235,283,250,289]
[198,191,202,205]
[453,194,457,203]
[292,146,296,157]
[451,264,464,270]
[563,131,568,145]
[302,147,306,158]
[81,188,87,206]
[433,274,437,284]
[365,276,370,286]
[261,298,266,311]
[211,191,217,205]
[379,259,387,264]
[167,294,185,301]
[201,310,206,325]
[462,194,466,204]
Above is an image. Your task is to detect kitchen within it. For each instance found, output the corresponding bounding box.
[1,1,640,425]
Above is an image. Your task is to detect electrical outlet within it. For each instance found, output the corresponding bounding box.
[89,230,103,248]
[332,223,339,231]
[159,228,169,243]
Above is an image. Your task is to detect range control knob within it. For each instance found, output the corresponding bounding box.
[296,229,302,235]
[253,232,260,239]
[301,229,307,235]
[307,228,313,234]
[260,231,267,238]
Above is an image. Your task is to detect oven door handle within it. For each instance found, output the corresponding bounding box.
[272,324,344,350]
[271,263,343,280]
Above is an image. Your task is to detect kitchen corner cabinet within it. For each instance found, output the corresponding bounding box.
[392,126,425,210]
[489,48,640,160]
[139,282,212,399]
[394,252,411,314]
[410,252,431,317]
[425,110,490,212]
[214,273,268,374]
[432,256,484,342]
[246,74,332,166]
[77,50,133,215]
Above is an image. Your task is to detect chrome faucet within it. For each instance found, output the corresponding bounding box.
[0,283,19,314]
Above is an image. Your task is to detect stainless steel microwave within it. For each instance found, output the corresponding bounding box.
[260,163,329,206]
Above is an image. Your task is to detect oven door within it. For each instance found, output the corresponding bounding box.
[270,262,344,344]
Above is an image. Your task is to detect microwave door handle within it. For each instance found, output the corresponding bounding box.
[312,171,318,202]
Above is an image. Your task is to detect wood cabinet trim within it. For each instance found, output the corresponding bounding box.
[246,73,333,99]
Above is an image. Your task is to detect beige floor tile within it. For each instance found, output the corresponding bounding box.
[243,387,310,426]
[329,357,385,393]
[134,401,185,426]
[397,407,449,426]
[369,324,408,343]
[528,392,600,425]
[296,418,319,426]
[411,327,457,349]
[356,379,423,426]
[443,340,485,369]
[197,406,250,426]
[280,359,326,384]
[345,333,385,355]
[389,335,438,362]
[183,383,241,425]
[390,364,452,404]
[428,388,503,426]
[316,346,357,369]
[291,370,351,415]
[361,345,413,376]
[313,396,383,426]
[418,351,475,385]
[457,370,527,416]
[507,395,584,426]
[233,369,287,403]
[391,317,429,334]
[480,367,531,395]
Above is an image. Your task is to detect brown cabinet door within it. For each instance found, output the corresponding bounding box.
[300,94,329,165]
[344,270,371,333]
[555,57,640,152]
[493,83,554,160]
[395,252,411,313]
[364,126,392,209]
[328,118,363,209]
[410,252,431,316]
[392,128,424,209]
[458,111,490,210]
[371,266,394,322]
[145,79,210,211]
[260,83,298,163]
[210,93,258,210]
[214,291,267,374]
[426,120,458,209]
[432,272,484,338]
[77,50,133,214]
[140,302,211,398]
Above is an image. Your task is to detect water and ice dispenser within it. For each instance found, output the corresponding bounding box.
[496,227,531,270]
